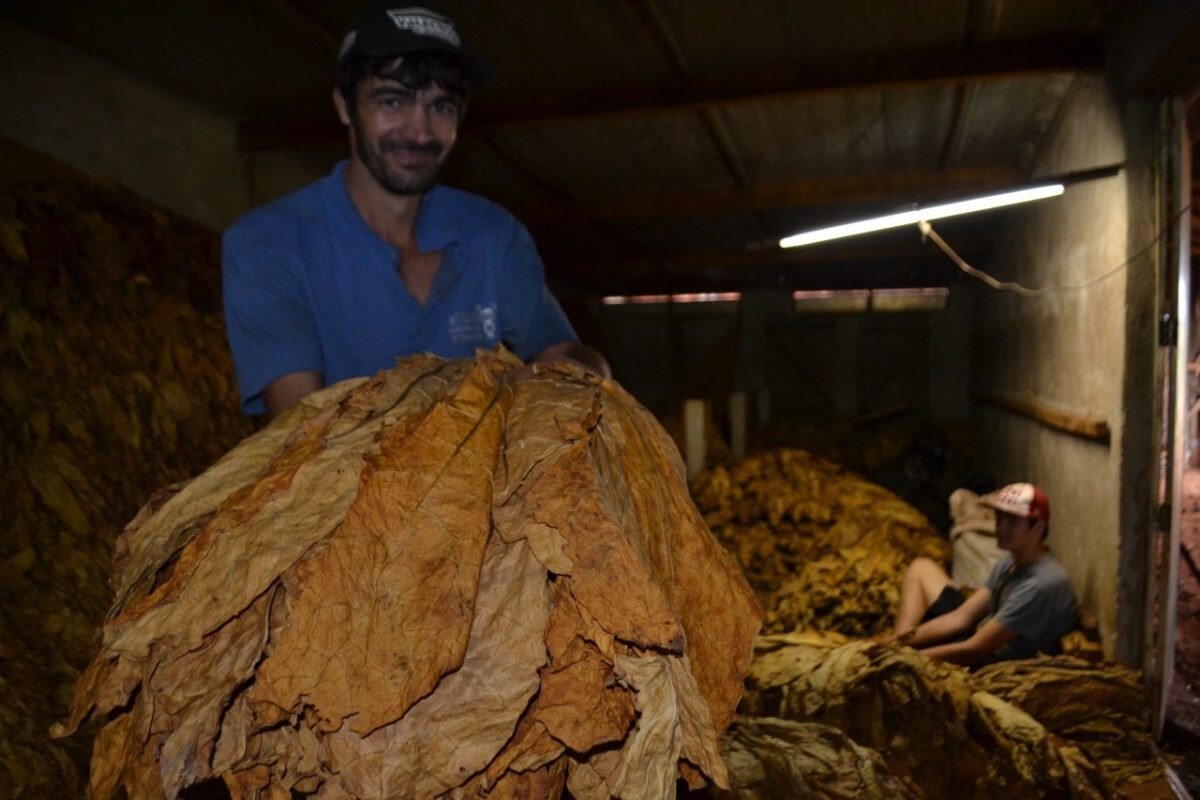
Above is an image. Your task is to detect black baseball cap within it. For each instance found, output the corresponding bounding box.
[338,5,492,83]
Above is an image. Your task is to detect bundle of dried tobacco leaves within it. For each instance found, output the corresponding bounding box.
[740,636,1125,799]
[0,180,254,796]
[971,657,1162,786]
[691,449,949,635]
[714,716,922,800]
[53,352,762,799]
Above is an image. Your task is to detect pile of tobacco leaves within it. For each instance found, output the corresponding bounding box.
[0,179,253,797]
[53,352,763,799]
[725,632,1161,799]
[691,449,949,636]
[688,449,1163,799]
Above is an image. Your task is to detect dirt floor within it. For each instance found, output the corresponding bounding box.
[1162,468,1200,797]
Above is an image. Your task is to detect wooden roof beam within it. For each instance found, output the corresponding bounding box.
[239,34,1104,151]
[552,239,990,275]
[472,34,1105,130]
[516,166,1022,224]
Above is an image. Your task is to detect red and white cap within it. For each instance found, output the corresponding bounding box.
[980,482,1050,523]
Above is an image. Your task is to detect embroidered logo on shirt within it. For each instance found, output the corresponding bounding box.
[449,304,498,344]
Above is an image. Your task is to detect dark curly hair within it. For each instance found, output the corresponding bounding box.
[336,50,472,111]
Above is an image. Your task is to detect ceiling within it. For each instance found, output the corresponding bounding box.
[1,0,1172,295]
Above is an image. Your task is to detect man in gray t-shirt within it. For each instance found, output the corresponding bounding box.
[979,550,1078,660]
[882,482,1079,665]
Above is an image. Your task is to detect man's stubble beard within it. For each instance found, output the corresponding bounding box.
[352,116,447,197]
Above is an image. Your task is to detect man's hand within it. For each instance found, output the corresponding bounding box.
[526,341,611,379]
[872,628,915,647]
[920,619,1017,665]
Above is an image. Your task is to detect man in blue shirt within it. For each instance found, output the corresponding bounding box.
[223,5,606,417]
[881,482,1079,664]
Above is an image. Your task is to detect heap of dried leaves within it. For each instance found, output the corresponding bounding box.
[691,449,949,635]
[0,180,254,797]
[737,633,1166,799]
[53,352,762,799]
[714,717,922,800]
[972,657,1163,786]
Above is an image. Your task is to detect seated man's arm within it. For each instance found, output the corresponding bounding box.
[921,618,1016,665]
[262,371,324,420]
[529,341,611,379]
[901,586,992,649]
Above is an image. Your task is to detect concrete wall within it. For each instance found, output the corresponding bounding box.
[973,75,1160,662]
[0,18,250,230]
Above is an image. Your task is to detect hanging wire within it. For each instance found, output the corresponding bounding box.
[918,202,1194,296]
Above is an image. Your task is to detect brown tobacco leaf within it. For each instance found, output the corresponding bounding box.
[252,358,512,734]
[568,653,729,799]
[967,691,1108,799]
[150,590,277,797]
[320,535,550,798]
[86,711,136,800]
[717,717,922,800]
[592,384,762,732]
[531,638,635,754]
[105,360,460,659]
[467,581,621,791]
[543,581,616,665]
[746,638,1121,799]
[971,657,1162,786]
[467,759,568,800]
[493,371,601,510]
[519,441,685,650]
[495,370,688,651]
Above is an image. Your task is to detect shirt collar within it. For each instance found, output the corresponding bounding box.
[325,160,463,251]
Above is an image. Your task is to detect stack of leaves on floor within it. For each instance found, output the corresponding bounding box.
[691,449,949,635]
[714,716,922,800]
[52,351,763,800]
[972,657,1163,786]
[737,633,1138,799]
[0,180,254,796]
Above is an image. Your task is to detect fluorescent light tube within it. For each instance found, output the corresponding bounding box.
[779,183,1065,248]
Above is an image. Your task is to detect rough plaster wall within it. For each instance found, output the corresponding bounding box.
[0,18,249,229]
[975,75,1151,659]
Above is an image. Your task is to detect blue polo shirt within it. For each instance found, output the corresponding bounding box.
[223,161,577,414]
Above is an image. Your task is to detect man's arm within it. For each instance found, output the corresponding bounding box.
[898,586,992,649]
[529,341,611,379]
[262,371,324,420]
[920,618,1017,665]
[223,226,323,416]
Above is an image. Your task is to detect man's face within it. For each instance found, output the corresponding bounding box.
[344,75,463,196]
[995,510,1040,551]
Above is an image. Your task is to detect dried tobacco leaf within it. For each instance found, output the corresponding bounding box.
[715,716,922,800]
[971,657,1163,786]
[742,638,1116,799]
[966,691,1109,799]
[55,353,761,799]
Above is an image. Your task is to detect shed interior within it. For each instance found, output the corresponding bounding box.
[2,1,1200,797]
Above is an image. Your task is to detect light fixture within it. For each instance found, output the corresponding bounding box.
[779,184,1064,248]
[601,292,741,305]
